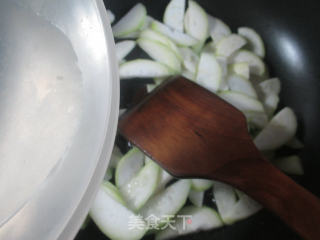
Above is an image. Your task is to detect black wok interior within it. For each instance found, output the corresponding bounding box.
[76,0,320,239]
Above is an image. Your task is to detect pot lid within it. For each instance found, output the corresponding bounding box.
[0,0,119,239]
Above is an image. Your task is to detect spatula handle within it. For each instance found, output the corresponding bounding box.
[212,157,320,240]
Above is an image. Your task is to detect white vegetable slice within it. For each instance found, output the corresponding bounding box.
[115,147,145,188]
[147,84,156,93]
[163,0,186,32]
[229,62,250,79]
[257,78,281,116]
[119,59,175,79]
[179,47,199,74]
[263,94,279,117]
[155,206,223,240]
[151,20,199,47]
[188,190,204,207]
[115,40,136,62]
[140,29,182,60]
[215,34,247,57]
[137,38,181,72]
[154,77,167,85]
[208,16,231,44]
[140,180,191,221]
[120,161,160,211]
[191,179,213,191]
[90,184,147,240]
[184,0,208,42]
[106,9,115,24]
[258,78,281,96]
[215,56,229,91]
[219,91,264,113]
[254,107,298,151]
[227,74,257,98]
[286,137,304,149]
[222,190,262,224]
[196,52,222,92]
[101,181,126,205]
[230,50,265,76]
[112,3,147,38]
[109,146,123,169]
[212,181,237,223]
[182,69,196,81]
[238,27,265,58]
[157,169,174,191]
[119,31,140,39]
[273,155,304,175]
[140,16,154,31]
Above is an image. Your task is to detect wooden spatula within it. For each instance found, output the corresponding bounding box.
[118,76,320,240]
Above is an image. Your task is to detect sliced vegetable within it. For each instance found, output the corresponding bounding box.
[138,38,181,72]
[151,20,198,47]
[212,181,237,223]
[115,40,136,62]
[216,56,229,91]
[229,62,250,79]
[101,181,126,205]
[258,78,281,96]
[155,206,223,240]
[141,16,154,31]
[115,147,144,188]
[191,179,213,191]
[196,52,222,92]
[238,27,265,58]
[109,146,123,169]
[263,94,279,117]
[257,78,281,116]
[184,0,208,42]
[140,29,182,60]
[157,169,174,191]
[229,50,265,76]
[215,34,247,57]
[227,74,257,98]
[112,3,147,38]
[90,184,147,240]
[106,9,115,24]
[188,190,204,207]
[147,84,158,93]
[182,70,196,81]
[179,47,199,74]
[208,16,231,44]
[163,0,186,32]
[120,161,160,211]
[273,155,304,175]
[119,59,175,79]
[140,180,191,221]
[254,107,297,150]
[219,91,264,113]
[222,190,262,224]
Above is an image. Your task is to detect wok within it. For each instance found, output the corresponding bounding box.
[77,0,320,239]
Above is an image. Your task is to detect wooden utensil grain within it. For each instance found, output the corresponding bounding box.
[118,76,320,240]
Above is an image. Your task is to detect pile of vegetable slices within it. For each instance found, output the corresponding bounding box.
[88,1,305,239]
